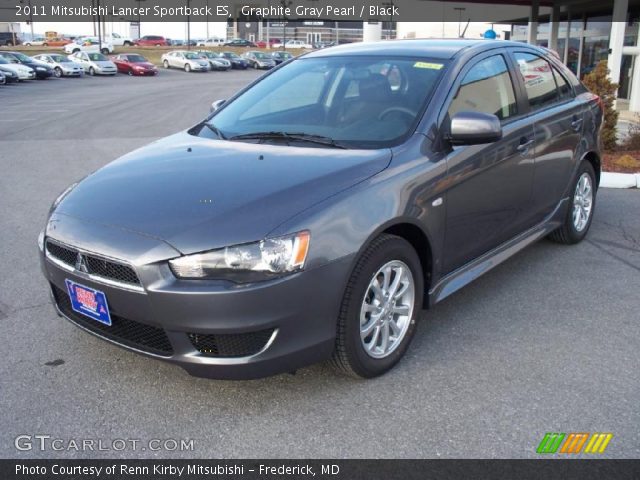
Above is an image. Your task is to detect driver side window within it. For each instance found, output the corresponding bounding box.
[448,55,517,121]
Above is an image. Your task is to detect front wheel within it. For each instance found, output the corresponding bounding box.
[101,48,109,55]
[331,234,423,378]
[549,161,597,244]
[54,67,62,78]
[184,63,191,72]
[88,67,95,76]
[128,68,134,76]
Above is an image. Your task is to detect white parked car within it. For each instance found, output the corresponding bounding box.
[24,37,47,46]
[64,37,113,54]
[0,56,35,80]
[271,39,313,49]
[32,54,84,77]
[198,37,225,47]
[108,32,133,47]
[161,51,209,72]
[68,52,117,75]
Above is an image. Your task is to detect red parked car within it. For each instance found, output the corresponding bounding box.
[111,54,158,76]
[255,38,280,48]
[134,35,169,47]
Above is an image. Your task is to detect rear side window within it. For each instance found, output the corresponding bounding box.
[552,67,573,101]
[448,55,517,121]
[514,52,562,110]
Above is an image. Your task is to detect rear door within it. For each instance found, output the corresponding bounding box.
[509,50,584,219]
[441,51,536,273]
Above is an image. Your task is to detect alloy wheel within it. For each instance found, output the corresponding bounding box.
[573,172,593,232]
[360,260,415,359]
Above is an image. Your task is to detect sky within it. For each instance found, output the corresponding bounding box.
[19,21,227,40]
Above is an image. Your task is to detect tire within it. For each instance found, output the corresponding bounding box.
[331,234,424,378]
[43,43,48,47]
[0,76,6,85]
[89,67,95,76]
[184,63,191,72]
[54,67,62,78]
[128,68,134,76]
[163,60,169,69]
[101,48,109,55]
[25,42,31,46]
[549,161,597,245]
[254,62,259,69]
[124,41,131,47]
[72,48,80,53]
[155,43,161,47]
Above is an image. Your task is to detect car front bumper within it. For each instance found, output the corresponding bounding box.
[39,226,352,379]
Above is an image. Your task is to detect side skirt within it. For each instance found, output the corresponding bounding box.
[428,198,569,306]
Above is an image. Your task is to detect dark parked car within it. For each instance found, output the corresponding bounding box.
[223,38,256,48]
[111,54,158,76]
[0,64,19,83]
[0,51,53,79]
[0,32,21,46]
[40,40,602,380]
[220,52,249,69]
[271,51,293,65]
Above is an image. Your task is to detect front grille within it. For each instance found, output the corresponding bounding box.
[46,239,141,286]
[188,329,274,358]
[51,284,173,356]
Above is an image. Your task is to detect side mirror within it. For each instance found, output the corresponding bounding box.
[210,99,226,113]
[448,111,502,146]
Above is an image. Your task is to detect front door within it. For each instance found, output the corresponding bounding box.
[442,52,536,273]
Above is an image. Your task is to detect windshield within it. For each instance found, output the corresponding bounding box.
[127,54,146,62]
[88,53,108,61]
[0,57,9,64]
[253,52,269,59]
[12,52,30,62]
[184,53,200,59]
[204,56,446,149]
[225,52,239,59]
[51,55,69,62]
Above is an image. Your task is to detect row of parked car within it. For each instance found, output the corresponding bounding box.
[0,49,296,84]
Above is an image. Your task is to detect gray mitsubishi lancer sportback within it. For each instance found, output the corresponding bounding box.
[40,40,603,379]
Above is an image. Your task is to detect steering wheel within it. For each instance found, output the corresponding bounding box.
[378,106,416,121]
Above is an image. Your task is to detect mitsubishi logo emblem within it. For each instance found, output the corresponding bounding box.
[75,253,89,273]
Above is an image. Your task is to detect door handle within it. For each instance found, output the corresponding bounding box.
[516,139,535,153]
[571,118,583,131]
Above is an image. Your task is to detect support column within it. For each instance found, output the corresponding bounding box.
[628,23,640,112]
[549,2,560,53]
[608,0,628,85]
[362,22,382,42]
[527,0,539,45]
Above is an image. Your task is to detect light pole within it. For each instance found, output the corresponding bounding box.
[280,0,291,51]
[186,0,191,50]
[454,7,465,38]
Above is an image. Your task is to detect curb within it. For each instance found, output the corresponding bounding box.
[600,171,639,189]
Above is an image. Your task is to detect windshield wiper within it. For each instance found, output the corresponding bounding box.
[203,122,227,140]
[228,131,348,149]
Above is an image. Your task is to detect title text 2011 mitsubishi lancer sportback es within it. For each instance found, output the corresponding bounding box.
[40,40,603,379]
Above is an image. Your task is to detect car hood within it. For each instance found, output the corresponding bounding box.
[94,61,115,67]
[56,130,391,255]
[133,62,155,68]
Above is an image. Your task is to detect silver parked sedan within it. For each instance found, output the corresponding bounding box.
[68,52,117,76]
[161,51,209,72]
[32,54,84,78]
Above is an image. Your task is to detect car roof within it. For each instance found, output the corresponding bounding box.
[305,39,529,60]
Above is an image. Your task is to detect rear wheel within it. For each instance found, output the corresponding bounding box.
[54,67,62,78]
[549,161,597,244]
[331,234,423,378]
[100,48,109,55]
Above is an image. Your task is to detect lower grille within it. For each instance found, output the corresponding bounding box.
[188,329,274,357]
[51,284,173,356]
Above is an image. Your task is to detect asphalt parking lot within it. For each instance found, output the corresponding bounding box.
[1,70,639,459]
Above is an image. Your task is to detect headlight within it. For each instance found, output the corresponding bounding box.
[36,67,45,71]
[169,231,310,282]
[49,182,78,214]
